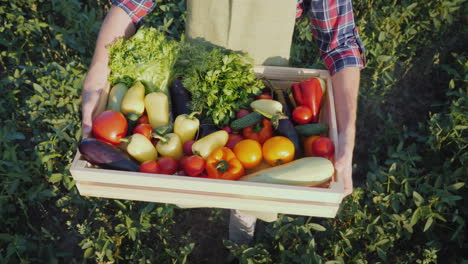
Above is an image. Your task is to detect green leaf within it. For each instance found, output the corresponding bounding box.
[413,191,424,206]
[407,3,418,10]
[378,32,386,42]
[309,223,327,232]
[448,182,465,191]
[377,55,392,62]
[63,178,76,190]
[83,247,94,258]
[449,79,455,89]
[410,208,421,226]
[423,217,433,232]
[33,83,44,93]
[48,173,63,183]
[375,238,389,247]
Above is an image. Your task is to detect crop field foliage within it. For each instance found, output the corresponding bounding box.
[0,0,466,263]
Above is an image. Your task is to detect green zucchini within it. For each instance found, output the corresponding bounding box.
[230,112,263,130]
[106,83,128,112]
[239,157,334,186]
[295,123,328,137]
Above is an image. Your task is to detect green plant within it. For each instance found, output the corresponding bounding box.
[0,0,466,263]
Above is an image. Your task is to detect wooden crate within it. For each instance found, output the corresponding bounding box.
[70,66,344,218]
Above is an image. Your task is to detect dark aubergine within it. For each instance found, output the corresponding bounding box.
[198,123,219,138]
[78,138,139,172]
[275,117,303,158]
[274,89,293,119]
[169,77,191,117]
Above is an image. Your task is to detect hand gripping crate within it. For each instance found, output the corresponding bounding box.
[70,66,344,218]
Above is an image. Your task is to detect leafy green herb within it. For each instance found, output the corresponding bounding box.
[177,42,263,127]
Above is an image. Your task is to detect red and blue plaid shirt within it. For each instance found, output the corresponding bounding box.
[111,0,365,75]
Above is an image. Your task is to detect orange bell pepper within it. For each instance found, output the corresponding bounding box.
[242,118,273,144]
[206,147,245,180]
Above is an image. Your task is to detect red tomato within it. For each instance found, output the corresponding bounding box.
[184,155,206,177]
[137,115,149,125]
[292,106,313,124]
[225,134,244,149]
[179,155,189,170]
[256,94,272,100]
[133,123,153,140]
[92,110,128,144]
[183,140,195,155]
[158,156,179,175]
[312,137,335,159]
[303,136,320,157]
[139,160,160,174]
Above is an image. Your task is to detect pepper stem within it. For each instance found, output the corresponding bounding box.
[188,111,201,119]
[271,113,288,129]
[216,160,229,172]
[151,134,167,143]
[253,122,263,133]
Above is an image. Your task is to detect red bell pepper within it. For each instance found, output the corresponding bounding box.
[242,118,273,144]
[292,78,324,123]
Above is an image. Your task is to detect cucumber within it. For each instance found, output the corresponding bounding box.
[230,112,263,130]
[295,123,328,137]
[239,157,334,186]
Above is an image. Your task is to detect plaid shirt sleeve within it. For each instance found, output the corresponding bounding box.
[307,0,366,75]
[111,0,155,26]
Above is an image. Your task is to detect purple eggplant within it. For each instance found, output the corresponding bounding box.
[273,89,293,119]
[78,138,139,172]
[170,77,191,117]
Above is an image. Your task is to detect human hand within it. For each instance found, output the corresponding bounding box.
[81,65,110,139]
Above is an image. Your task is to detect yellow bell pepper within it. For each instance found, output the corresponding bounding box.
[121,133,158,163]
[153,133,184,160]
[145,92,169,129]
[174,112,200,144]
[121,81,145,116]
[192,130,229,159]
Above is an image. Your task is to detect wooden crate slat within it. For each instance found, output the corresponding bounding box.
[77,181,340,218]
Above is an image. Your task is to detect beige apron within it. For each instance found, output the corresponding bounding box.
[186,0,297,66]
[178,0,297,222]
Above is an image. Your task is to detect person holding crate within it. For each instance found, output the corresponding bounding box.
[81,0,365,246]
